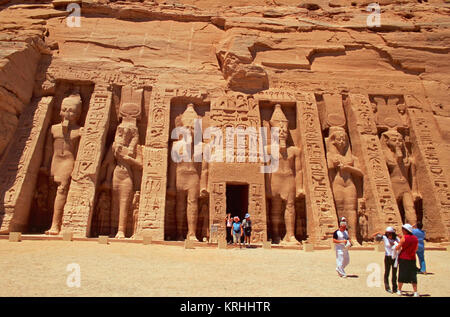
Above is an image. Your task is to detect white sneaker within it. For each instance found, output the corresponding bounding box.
[414,292,419,297]
[396,290,402,296]
[336,268,343,277]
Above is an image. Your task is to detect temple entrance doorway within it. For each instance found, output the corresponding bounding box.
[226,184,249,222]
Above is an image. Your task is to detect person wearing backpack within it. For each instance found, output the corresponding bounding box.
[242,213,252,248]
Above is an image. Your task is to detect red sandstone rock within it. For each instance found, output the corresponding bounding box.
[0,0,449,244]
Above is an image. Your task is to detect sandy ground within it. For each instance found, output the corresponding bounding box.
[0,240,449,297]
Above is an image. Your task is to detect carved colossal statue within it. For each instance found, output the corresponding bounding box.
[381,129,420,224]
[266,104,304,245]
[358,198,369,242]
[326,126,363,242]
[108,120,142,238]
[168,103,208,241]
[42,93,83,235]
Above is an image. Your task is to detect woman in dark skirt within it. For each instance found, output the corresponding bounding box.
[395,224,419,297]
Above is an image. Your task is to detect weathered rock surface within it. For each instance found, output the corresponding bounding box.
[0,0,449,243]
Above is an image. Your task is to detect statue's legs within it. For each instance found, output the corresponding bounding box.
[402,192,417,225]
[333,185,345,221]
[282,195,299,244]
[333,183,358,241]
[271,196,283,243]
[344,185,358,242]
[186,186,199,241]
[344,199,358,242]
[114,175,133,239]
[175,190,187,240]
[46,181,69,235]
[360,220,368,242]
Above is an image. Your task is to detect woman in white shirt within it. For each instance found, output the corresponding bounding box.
[373,227,400,293]
[333,222,353,278]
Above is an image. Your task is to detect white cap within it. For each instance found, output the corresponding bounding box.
[402,224,413,233]
[385,226,395,233]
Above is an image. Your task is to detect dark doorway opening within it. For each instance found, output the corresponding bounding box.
[226,184,249,222]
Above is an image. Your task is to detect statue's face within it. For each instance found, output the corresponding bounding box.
[60,98,81,122]
[116,125,135,145]
[333,131,347,151]
[386,132,403,150]
[371,103,377,113]
[398,104,406,115]
[272,120,288,141]
[185,120,195,134]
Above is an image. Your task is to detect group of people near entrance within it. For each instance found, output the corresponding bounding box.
[333,218,427,297]
[225,213,252,248]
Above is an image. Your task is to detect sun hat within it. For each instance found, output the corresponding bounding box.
[385,226,395,233]
[402,223,413,233]
[339,221,347,227]
[245,213,250,218]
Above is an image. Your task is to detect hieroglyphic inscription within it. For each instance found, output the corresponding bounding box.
[407,104,450,240]
[0,97,53,232]
[135,89,170,239]
[255,89,296,103]
[249,183,265,243]
[296,92,336,243]
[46,65,157,88]
[61,85,112,236]
[345,94,402,234]
[210,182,226,243]
[210,93,260,162]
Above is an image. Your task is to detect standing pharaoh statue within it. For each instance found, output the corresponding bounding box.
[326,126,363,242]
[266,104,304,245]
[358,198,369,242]
[168,104,208,241]
[108,119,142,238]
[381,129,420,225]
[42,93,83,235]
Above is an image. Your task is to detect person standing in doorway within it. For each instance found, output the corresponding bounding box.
[242,213,252,248]
[225,213,233,244]
[333,222,352,278]
[232,216,243,248]
[412,222,427,274]
[396,224,419,297]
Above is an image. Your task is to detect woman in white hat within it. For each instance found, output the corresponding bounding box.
[373,227,400,293]
[395,224,419,297]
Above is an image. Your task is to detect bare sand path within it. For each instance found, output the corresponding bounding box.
[0,240,448,297]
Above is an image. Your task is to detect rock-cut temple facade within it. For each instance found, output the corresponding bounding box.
[0,0,449,246]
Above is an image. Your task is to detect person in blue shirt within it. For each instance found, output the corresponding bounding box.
[412,222,427,274]
[231,216,243,248]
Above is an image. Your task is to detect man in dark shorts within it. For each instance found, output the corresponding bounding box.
[242,213,252,248]
[395,223,419,297]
